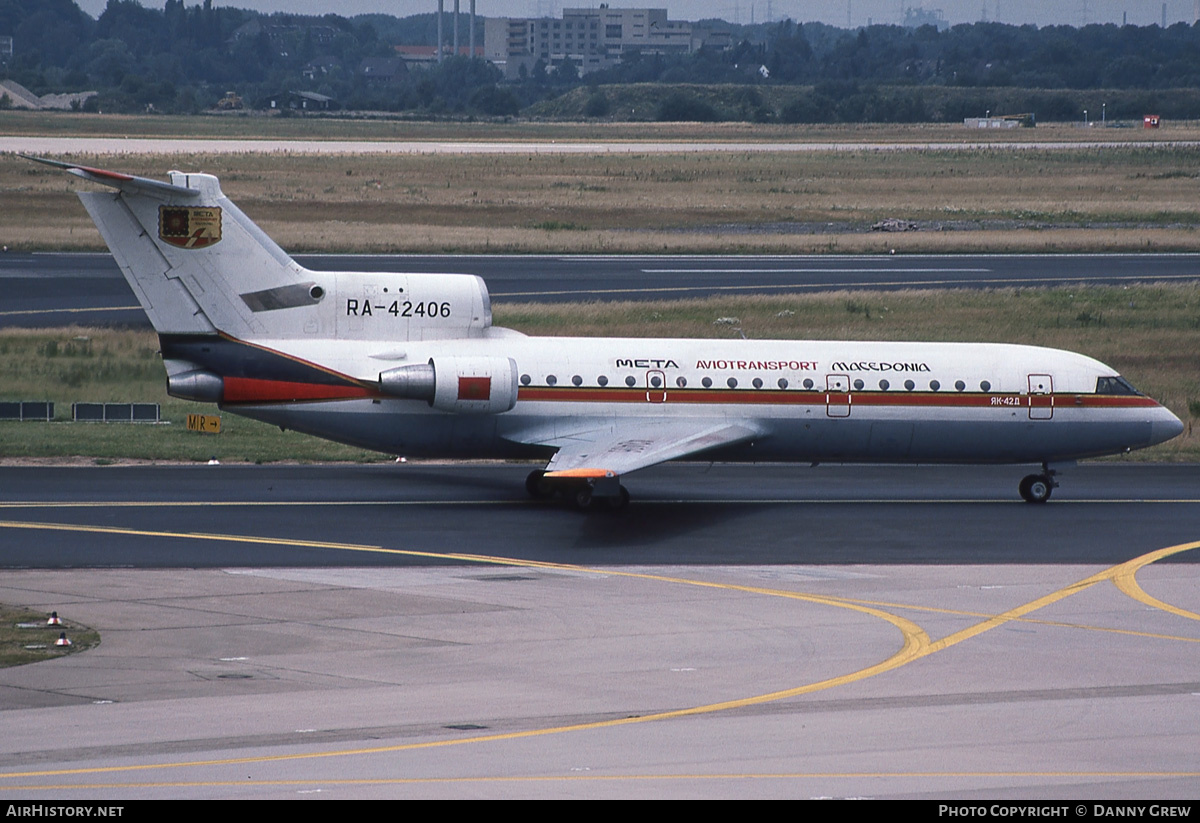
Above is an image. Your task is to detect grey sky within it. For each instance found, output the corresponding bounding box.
[71,1,1199,29]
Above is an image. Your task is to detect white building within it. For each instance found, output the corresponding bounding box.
[485,7,728,78]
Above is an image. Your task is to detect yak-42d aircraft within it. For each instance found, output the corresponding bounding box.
[33,156,1184,509]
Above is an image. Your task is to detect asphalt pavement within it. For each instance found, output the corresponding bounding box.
[4,251,1199,327]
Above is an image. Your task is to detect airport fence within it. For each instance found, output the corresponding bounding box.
[0,402,54,421]
[71,403,161,423]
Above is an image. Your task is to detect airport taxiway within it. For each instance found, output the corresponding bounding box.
[4,252,1200,328]
[0,463,1198,798]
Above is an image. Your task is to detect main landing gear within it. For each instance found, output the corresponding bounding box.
[1018,464,1059,504]
[526,470,630,512]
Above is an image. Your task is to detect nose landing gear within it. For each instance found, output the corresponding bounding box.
[1018,465,1059,504]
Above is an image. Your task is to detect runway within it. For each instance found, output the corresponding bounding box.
[0,464,1198,798]
[6,136,1199,156]
[5,252,1200,328]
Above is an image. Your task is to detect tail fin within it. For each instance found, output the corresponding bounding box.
[28,156,313,338]
[35,157,499,347]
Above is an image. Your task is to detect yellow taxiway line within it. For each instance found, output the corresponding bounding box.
[0,517,1195,786]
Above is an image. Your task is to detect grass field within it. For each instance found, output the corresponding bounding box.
[1,284,1196,463]
[0,604,99,668]
[0,328,384,463]
[4,117,1200,254]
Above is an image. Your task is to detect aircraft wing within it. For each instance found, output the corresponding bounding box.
[513,420,763,479]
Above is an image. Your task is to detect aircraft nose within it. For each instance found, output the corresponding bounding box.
[1150,407,1185,446]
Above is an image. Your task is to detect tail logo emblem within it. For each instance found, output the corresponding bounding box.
[159,206,222,249]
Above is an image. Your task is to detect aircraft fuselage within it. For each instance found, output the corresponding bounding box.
[170,332,1180,467]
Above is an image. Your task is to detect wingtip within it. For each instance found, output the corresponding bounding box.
[20,154,67,169]
[24,154,134,181]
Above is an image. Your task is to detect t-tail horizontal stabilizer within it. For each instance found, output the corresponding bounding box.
[23,155,201,199]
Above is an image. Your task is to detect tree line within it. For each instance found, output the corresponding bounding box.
[3,0,1200,120]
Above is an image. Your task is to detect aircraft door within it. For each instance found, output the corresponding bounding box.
[826,374,851,417]
[1028,373,1053,420]
[646,370,666,403]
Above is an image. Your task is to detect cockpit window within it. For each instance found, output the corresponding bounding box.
[1096,376,1141,396]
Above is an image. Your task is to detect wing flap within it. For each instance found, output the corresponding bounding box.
[527,420,762,478]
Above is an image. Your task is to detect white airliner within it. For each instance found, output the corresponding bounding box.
[33,156,1183,508]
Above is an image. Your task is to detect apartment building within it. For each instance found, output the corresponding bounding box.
[484,7,727,78]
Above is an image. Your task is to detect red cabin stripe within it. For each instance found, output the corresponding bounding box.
[223,377,373,404]
[516,387,1161,409]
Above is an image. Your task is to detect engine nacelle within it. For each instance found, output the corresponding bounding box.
[379,355,518,414]
[378,362,435,402]
[164,361,224,403]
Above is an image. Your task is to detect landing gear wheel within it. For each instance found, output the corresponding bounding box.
[571,485,595,511]
[1019,474,1053,504]
[525,470,555,499]
[604,485,631,511]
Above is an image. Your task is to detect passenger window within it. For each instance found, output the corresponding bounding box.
[702,377,713,388]
[929,380,940,391]
[980,380,991,392]
[777,378,788,389]
[598,375,608,387]
[752,378,763,389]
[625,376,636,387]
[546,375,557,386]
[803,378,814,390]
[572,375,582,386]
[904,380,915,391]
[955,380,966,391]
[853,379,864,390]
[727,377,738,388]
[520,374,531,386]
[879,379,889,390]
[676,376,687,388]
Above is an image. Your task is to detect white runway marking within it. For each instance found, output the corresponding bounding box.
[7,137,1200,155]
